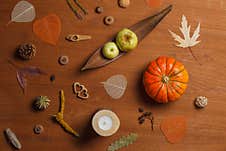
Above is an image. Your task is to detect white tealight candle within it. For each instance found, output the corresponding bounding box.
[92,110,120,137]
[98,116,113,131]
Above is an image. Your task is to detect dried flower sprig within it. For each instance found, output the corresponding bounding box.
[138,108,154,131]
[53,90,79,137]
[107,133,138,151]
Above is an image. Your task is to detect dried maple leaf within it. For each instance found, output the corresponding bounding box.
[169,15,201,64]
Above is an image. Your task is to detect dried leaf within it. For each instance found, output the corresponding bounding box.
[107,133,138,151]
[16,71,26,93]
[160,116,187,144]
[20,66,47,76]
[33,14,61,45]
[10,0,35,23]
[101,75,127,99]
[169,15,201,48]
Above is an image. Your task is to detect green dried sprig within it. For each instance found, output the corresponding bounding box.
[107,133,138,151]
[35,96,50,110]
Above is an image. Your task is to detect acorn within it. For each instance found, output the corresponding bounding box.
[118,0,130,8]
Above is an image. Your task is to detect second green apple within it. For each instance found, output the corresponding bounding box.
[102,42,120,59]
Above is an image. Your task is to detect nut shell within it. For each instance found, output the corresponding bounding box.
[118,0,130,8]
[195,96,208,108]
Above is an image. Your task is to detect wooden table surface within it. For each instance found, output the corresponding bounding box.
[1,0,226,150]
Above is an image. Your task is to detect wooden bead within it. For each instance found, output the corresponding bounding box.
[33,124,44,134]
[58,56,69,65]
[104,16,114,25]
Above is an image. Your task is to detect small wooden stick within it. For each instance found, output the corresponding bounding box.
[66,34,91,42]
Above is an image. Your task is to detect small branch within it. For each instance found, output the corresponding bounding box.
[74,0,88,15]
[66,0,83,20]
[188,47,201,65]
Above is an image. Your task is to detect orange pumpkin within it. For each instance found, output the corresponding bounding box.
[143,56,189,103]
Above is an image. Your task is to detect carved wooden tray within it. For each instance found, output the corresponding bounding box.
[81,5,173,71]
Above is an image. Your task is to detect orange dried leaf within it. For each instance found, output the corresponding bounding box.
[160,116,187,144]
[33,14,61,45]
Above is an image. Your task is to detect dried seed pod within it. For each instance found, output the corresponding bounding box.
[104,16,114,25]
[33,125,44,134]
[118,0,130,8]
[34,96,50,110]
[16,43,36,60]
[138,108,144,113]
[50,74,55,82]
[95,6,104,14]
[195,96,208,108]
[58,56,69,65]
[4,128,22,149]
[139,118,145,124]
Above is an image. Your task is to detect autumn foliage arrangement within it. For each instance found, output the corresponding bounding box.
[143,56,189,103]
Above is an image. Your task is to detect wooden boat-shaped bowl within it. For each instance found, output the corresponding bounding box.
[81,5,173,71]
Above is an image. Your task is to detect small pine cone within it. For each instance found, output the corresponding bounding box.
[17,43,36,60]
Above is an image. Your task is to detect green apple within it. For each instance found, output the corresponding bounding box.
[116,28,138,52]
[102,42,120,59]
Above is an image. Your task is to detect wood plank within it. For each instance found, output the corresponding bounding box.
[0,0,226,151]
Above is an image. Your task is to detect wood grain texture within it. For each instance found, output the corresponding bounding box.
[0,0,226,151]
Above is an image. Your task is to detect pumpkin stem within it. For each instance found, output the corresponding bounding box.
[162,75,170,83]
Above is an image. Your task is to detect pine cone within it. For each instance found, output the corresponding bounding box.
[17,43,36,60]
